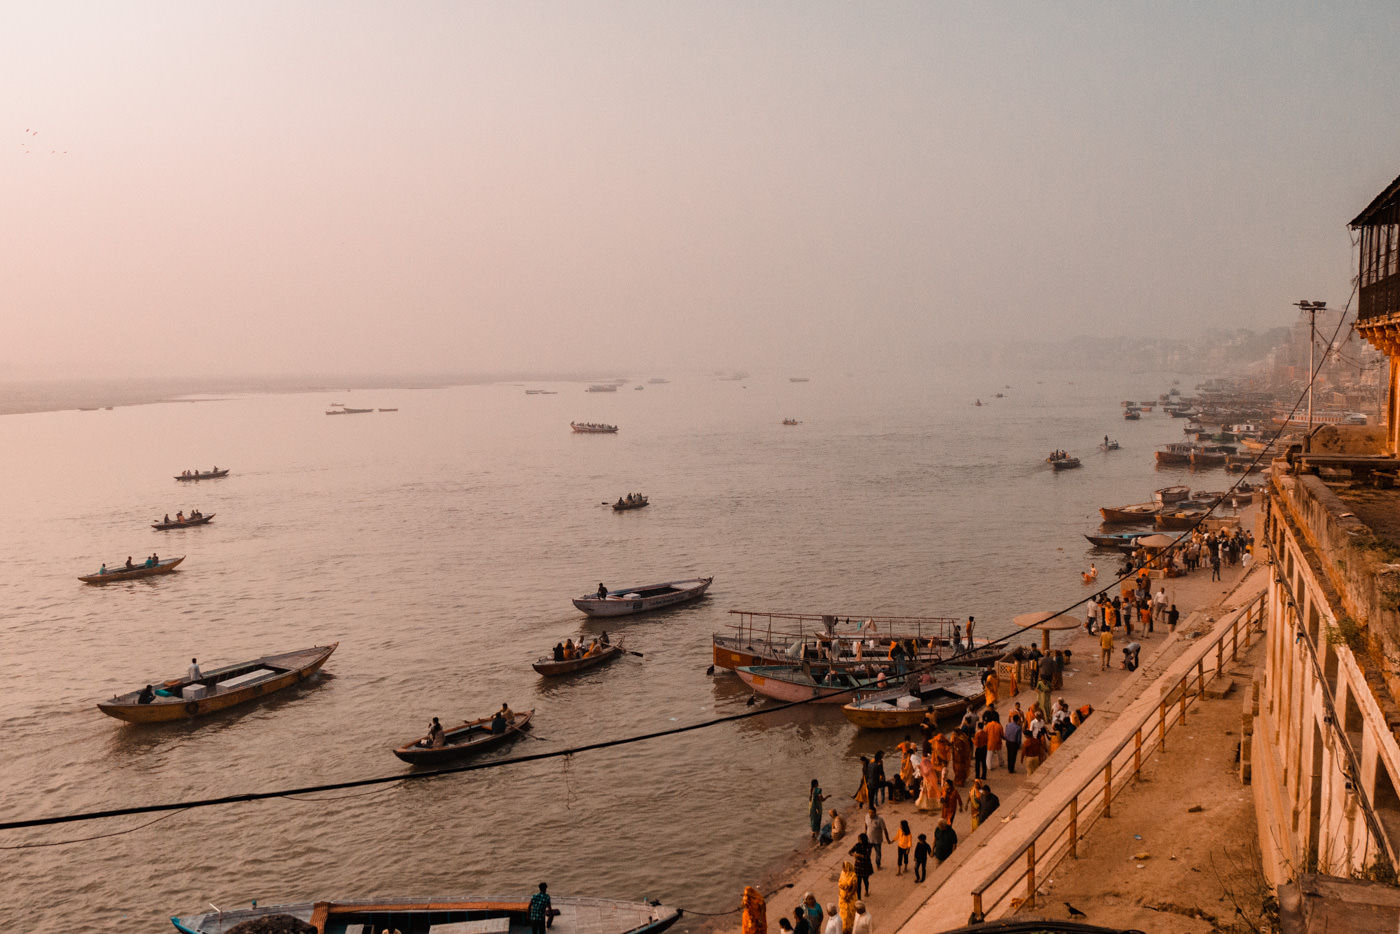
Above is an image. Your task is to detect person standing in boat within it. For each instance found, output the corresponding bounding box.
[428,717,444,747]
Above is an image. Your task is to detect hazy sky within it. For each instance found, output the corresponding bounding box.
[6,2,1400,379]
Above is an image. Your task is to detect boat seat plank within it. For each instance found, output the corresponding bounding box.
[217,667,277,689]
[431,918,513,934]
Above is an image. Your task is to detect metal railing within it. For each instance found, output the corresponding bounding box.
[967,591,1266,921]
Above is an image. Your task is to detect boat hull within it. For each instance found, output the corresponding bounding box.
[174,469,229,481]
[98,643,337,722]
[393,710,534,764]
[172,895,682,934]
[842,680,985,729]
[573,577,712,617]
[80,555,185,583]
[735,666,883,703]
[1098,503,1160,524]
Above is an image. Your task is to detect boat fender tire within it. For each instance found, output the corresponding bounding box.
[184,701,199,716]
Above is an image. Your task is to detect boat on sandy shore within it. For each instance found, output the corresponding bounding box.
[570,421,618,433]
[841,671,986,728]
[392,709,534,764]
[573,577,712,617]
[98,643,337,722]
[713,611,998,671]
[171,894,683,934]
[174,468,228,481]
[533,637,628,676]
[1098,502,1160,524]
[151,513,214,530]
[735,664,886,703]
[79,555,185,583]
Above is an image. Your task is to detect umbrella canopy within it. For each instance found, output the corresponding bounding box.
[1136,534,1177,549]
[1013,610,1081,649]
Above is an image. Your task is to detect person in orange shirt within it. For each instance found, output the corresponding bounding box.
[984,716,1004,769]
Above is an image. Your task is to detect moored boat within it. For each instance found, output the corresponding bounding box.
[1155,505,1213,530]
[170,894,683,934]
[1153,484,1190,504]
[1083,532,1145,551]
[1155,443,1195,466]
[174,468,228,481]
[713,611,999,672]
[1098,502,1160,524]
[841,671,986,729]
[533,636,627,676]
[573,577,713,617]
[392,709,534,764]
[79,554,185,583]
[151,513,215,530]
[736,665,886,703]
[1123,409,1141,420]
[98,643,337,722]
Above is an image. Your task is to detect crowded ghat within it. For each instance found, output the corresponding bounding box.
[719,505,1263,934]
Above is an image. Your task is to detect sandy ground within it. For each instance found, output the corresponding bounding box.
[699,508,1267,934]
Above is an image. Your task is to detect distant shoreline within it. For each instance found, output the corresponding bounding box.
[0,375,487,418]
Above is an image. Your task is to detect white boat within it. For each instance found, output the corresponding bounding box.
[573,577,713,617]
[735,665,886,703]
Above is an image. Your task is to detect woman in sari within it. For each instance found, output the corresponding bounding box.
[742,886,767,934]
[837,861,859,933]
[949,728,972,785]
[1036,677,1052,726]
[914,754,939,811]
[967,779,985,831]
[939,777,964,825]
[809,779,828,841]
[983,669,998,708]
[931,731,952,779]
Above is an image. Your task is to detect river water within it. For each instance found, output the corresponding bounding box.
[0,366,1205,932]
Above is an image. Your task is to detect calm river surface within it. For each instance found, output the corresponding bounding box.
[0,367,1205,932]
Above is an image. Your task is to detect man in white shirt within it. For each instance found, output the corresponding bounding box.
[187,658,202,681]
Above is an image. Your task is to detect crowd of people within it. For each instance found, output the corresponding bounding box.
[799,681,1095,932]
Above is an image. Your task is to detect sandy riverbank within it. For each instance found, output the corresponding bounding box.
[697,508,1263,934]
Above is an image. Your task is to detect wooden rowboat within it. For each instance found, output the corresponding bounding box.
[573,577,713,617]
[151,513,214,530]
[1098,502,1160,524]
[171,894,683,934]
[841,672,986,729]
[612,496,649,511]
[393,709,534,764]
[97,643,337,722]
[79,555,185,583]
[174,468,229,481]
[533,637,627,676]
[735,665,886,704]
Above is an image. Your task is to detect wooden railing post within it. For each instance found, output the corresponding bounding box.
[971,892,984,924]
[1069,797,1079,858]
[1216,640,1224,677]
[1179,676,1188,724]
[1134,728,1142,780]
[1159,701,1167,751]
[1103,762,1113,817]
[1196,659,1206,699]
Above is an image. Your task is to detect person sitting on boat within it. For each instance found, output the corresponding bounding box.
[500,702,515,724]
[163,514,170,524]
[617,498,625,507]
[491,707,508,734]
[125,556,134,569]
[552,642,564,662]
[562,638,576,659]
[187,658,202,682]
[428,717,444,747]
[584,639,600,658]
[137,684,155,704]
[596,582,608,599]
[600,630,610,646]
[98,563,107,575]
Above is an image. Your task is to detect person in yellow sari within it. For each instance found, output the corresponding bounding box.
[949,728,972,785]
[983,669,998,708]
[967,779,985,831]
[742,886,767,934]
[837,861,859,934]
[931,732,952,778]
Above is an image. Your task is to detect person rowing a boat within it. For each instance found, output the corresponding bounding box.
[428,717,444,747]
[125,556,134,569]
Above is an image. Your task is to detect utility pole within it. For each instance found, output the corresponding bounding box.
[1295,300,1327,451]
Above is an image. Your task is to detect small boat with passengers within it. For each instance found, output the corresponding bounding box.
[174,467,228,481]
[573,577,713,617]
[612,494,649,511]
[98,643,337,722]
[152,512,214,530]
[570,421,618,433]
[533,635,627,676]
[393,708,534,764]
[841,670,987,729]
[170,893,683,934]
[1083,532,1146,551]
[1046,451,1080,470]
[80,554,185,584]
